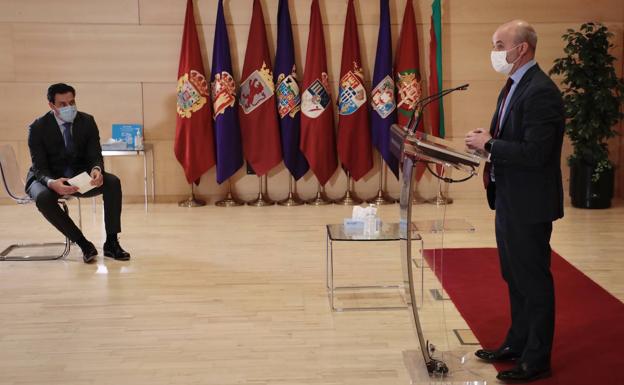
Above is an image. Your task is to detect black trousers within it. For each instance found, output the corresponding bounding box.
[27,173,123,242]
[495,212,555,367]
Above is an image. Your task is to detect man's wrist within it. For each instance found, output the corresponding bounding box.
[484,139,495,153]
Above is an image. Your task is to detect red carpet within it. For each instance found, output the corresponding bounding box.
[423,248,624,385]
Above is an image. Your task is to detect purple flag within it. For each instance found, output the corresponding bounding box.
[275,0,309,180]
[211,0,243,184]
[370,0,398,178]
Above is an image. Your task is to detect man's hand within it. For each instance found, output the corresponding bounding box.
[49,178,79,195]
[465,129,492,151]
[90,168,104,187]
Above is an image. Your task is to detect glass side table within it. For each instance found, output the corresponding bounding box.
[326,222,423,312]
[102,143,155,212]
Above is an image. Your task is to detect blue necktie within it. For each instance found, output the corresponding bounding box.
[62,122,74,153]
[62,122,74,177]
[483,78,514,189]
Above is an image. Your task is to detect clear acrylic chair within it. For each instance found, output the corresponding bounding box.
[0,144,82,261]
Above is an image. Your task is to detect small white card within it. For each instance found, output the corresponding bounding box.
[67,172,96,194]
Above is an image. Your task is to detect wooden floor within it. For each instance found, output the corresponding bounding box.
[0,197,622,385]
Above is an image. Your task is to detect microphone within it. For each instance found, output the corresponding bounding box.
[406,83,469,135]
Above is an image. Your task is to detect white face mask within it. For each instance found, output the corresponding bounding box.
[490,45,521,75]
[57,105,77,123]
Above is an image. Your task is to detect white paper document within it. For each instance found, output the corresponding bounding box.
[68,172,96,194]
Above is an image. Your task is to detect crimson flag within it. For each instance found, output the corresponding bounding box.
[174,0,215,184]
[239,0,282,176]
[300,0,338,186]
[395,0,423,129]
[337,0,373,181]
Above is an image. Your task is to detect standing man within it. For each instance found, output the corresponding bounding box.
[26,83,131,263]
[465,20,564,382]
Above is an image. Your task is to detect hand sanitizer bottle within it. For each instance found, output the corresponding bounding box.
[134,130,143,150]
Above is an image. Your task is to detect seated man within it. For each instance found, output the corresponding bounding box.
[26,83,130,263]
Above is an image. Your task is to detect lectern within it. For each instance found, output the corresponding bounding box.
[391,124,484,378]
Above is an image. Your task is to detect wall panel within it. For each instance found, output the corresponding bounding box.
[12,24,180,82]
[447,0,624,24]
[0,25,14,81]
[0,0,139,24]
[138,0,430,26]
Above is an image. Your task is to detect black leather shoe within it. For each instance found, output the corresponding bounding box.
[103,241,131,261]
[475,346,521,362]
[496,362,551,382]
[79,241,98,264]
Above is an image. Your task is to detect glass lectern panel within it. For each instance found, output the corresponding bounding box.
[397,128,488,383]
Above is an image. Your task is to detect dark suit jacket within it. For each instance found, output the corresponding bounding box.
[487,64,564,224]
[26,111,104,190]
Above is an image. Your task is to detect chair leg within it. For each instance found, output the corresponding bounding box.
[77,197,83,230]
[0,201,72,261]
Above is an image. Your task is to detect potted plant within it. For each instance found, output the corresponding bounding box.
[550,22,624,209]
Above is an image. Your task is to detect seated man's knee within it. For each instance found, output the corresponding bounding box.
[34,189,59,211]
[103,173,121,190]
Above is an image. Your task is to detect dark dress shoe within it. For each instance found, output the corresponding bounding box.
[103,241,131,261]
[497,362,551,382]
[475,346,521,362]
[79,241,98,264]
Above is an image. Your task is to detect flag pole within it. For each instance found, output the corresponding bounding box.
[307,182,332,206]
[278,175,304,206]
[369,153,396,205]
[335,171,361,205]
[178,183,206,207]
[215,179,244,207]
[248,175,275,206]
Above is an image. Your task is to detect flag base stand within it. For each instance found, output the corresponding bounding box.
[335,189,362,206]
[247,176,275,206]
[368,189,397,205]
[367,158,397,205]
[335,173,361,205]
[307,190,332,206]
[216,180,244,207]
[178,195,206,207]
[425,169,453,205]
[278,176,304,206]
[425,193,453,206]
[178,184,206,207]
[215,192,244,207]
[278,191,304,206]
[247,192,275,207]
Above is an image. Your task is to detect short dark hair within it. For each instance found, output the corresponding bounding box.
[47,83,76,104]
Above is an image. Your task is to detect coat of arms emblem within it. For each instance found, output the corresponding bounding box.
[396,70,422,114]
[301,72,331,119]
[239,63,275,115]
[371,75,396,119]
[276,66,300,119]
[211,71,236,117]
[177,69,209,118]
[338,67,366,116]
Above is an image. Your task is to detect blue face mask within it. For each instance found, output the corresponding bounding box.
[57,105,77,123]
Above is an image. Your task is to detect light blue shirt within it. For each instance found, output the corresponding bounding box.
[499,59,536,124]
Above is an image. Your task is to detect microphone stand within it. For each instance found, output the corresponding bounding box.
[404,84,469,205]
[406,83,469,135]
